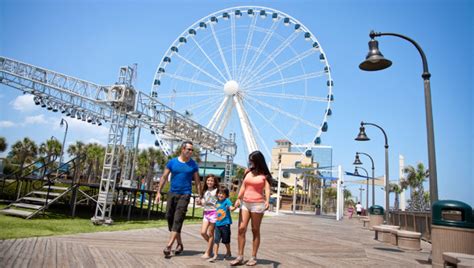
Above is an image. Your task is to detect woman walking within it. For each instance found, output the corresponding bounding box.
[231,151,272,266]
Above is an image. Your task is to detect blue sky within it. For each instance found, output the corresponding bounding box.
[0,0,472,207]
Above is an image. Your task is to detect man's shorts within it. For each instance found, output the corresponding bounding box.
[203,210,217,223]
[166,193,190,233]
[241,201,266,213]
[214,224,231,244]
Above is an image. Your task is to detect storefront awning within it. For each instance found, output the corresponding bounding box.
[199,167,224,178]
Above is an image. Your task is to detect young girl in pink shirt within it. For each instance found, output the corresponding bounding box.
[200,174,219,259]
[232,151,272,266]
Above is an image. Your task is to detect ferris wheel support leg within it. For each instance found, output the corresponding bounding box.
[91,110,127,225]
[207,95,230,131]
[216,101,234,135]
[233,95,258,153]
[224,134,236,189]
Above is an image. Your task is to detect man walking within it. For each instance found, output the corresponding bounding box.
[155,141,202,257]
[356,201,363,217]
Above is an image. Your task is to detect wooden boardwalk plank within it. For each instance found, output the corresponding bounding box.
[42,238,57,268]
[27,238,48,268]
[0,213,433,267]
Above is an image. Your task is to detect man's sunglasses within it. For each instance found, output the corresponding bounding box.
[185,148,194,152]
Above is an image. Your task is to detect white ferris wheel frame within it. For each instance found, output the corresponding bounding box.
[152,6,334,157]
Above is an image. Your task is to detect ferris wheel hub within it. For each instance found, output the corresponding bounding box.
[224,80,239,95]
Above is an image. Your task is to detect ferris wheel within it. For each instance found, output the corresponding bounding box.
[151,6,333,163]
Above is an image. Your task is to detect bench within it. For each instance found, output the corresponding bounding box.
[397,230,422,251]
[389,228,399,246]
[361,218,370,228]
[443,252,474,268]
[372,225,399,242]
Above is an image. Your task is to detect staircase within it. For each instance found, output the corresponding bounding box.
[1,185,72,219]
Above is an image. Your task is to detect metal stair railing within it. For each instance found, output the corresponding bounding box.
[0,153,57,196]
[1,154,85,219]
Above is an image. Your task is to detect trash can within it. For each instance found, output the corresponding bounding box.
[368,205,385,230]
[315,204,321,215]
[431,200,474,268]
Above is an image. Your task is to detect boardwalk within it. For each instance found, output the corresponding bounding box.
[0,213,432,267]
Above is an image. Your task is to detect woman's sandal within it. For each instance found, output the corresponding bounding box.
[230,256,244,266]
[246,257,257,266]
[163,246,172,257]
[174,244,183,255]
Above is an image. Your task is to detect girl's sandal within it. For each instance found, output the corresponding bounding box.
[230,256,244,266]
[174,244,183,255]
[246,257,257,266]
[163,246,171,257]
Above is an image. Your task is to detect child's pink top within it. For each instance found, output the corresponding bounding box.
[243,174,266,203]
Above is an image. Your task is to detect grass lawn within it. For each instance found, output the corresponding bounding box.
[0,204,205,240]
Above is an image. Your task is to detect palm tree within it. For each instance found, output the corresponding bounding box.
[135,147,166,190]
[10,137,38,174]
[84,143,105,184]
[67,141,86,179]
[389,182,407,210]
[0,137,7,152]
[323,187,337,213]
[144,147,165,190]
[343,188,354,207]
[39,138,62,165]
[403,162,429,211]
[67,141,86,159]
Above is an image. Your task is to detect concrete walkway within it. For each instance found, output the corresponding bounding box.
[0,213,432,267]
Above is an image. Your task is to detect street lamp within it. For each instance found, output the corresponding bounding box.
[354,152,375,206]
[359,30,438,205]
[356,121,390,222]
[59,118,68,167]
[358,187,365,205]
[354,166,369,211]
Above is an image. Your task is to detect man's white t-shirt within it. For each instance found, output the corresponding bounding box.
[356,204,363,212]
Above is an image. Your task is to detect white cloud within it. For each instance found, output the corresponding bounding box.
[85,138,105,145]
[0,121,15,128]
[24,114,48,124]
[11,94,38,113]
[138,142,156,150]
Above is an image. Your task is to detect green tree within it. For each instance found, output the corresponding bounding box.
[403,162,429,211]
[343,188,354,207]
[67,141,86,159]
[10,137,38,174]
[67,141,87,179]
[323,187,337,213]
[136,147,166,190]
[84,143,105,184]
[39,138,62,165]
[0,137,7,152]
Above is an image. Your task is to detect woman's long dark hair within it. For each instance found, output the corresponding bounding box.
[247,151,273,184]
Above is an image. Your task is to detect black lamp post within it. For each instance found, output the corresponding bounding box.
[354,166,369,211]
[359,30,438,205]
[356,121,389,222]
[354,152,375,206]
